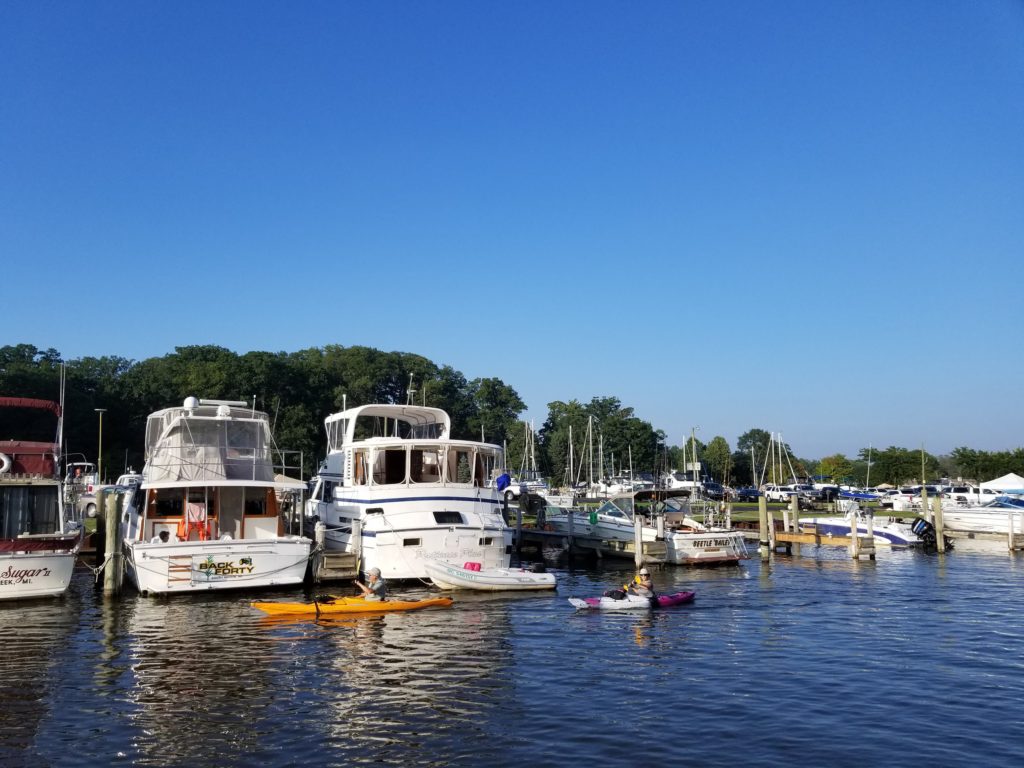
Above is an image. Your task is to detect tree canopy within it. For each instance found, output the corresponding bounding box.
[3,343,1021,486]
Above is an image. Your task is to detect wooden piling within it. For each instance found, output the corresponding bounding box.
[932,495,945,554]
[351,518,362,565]
[849,511,860,559]
[758,495,770,561]
[864,511,876,560]
[102,489,123,596]
[633,514,643,569]
[515,502,523,555]
[313,520,326,582]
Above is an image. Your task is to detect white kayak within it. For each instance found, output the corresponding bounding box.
[569,591,696,611]
[424,560,557,591]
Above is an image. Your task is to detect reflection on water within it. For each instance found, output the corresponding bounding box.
[3,550,1024,766]
[0,596,80,767]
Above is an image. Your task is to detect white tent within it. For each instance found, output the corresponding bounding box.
[980,472,1024,493]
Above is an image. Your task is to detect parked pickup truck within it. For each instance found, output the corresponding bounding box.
[762,484,797,503]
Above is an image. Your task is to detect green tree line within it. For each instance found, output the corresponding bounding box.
[2,343,1020,486]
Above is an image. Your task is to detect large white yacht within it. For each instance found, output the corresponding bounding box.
[121,397,312,595]
[0,393,82,600]
[305,404,512,580]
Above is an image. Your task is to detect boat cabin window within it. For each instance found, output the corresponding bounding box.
[372,448,407,485]
[316,479,335,502]
[0,486,61,537]
[150,488,185,518]
[433,511,463,525]
[244,494,266,516]
[449,449,474,485]
[403,538,421,547]
[478,450,501,487]
[410,448,442,483]
[226,420,262,457]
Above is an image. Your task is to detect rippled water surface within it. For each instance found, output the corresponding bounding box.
[3,547,1024,767]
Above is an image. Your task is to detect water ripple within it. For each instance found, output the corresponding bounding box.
[2,551,1024,765]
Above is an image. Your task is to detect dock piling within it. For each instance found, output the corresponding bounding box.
[758,496,769,561]
[102,489,123,596]
[932,495,945,554]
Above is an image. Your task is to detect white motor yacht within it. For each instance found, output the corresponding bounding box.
[121,398,312,595]
[305,404,511,580]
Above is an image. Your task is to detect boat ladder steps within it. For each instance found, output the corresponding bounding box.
[167,554,194,583]
[317,551,360,581]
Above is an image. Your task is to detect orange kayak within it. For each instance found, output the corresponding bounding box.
[251,595,453,616]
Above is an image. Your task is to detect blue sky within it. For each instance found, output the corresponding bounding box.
[3,1,1022,458]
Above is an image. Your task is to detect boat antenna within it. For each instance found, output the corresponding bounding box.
[406,374,415,405]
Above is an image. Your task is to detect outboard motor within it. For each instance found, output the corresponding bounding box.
[528,562,547,573]
[911,518,953,553]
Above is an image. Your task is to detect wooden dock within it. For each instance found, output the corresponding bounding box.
[514,526,668,562]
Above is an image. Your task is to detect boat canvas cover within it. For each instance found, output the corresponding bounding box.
[144,408,276,484]
[980,473,1024,494]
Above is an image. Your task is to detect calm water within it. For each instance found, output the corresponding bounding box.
[2,546,1023,767]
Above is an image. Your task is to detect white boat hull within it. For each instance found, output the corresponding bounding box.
[799,517,918,546]
[0,550,77,600]
[664,531,749,564]
[424,560,556,591]
[319,491,512,580]
[941,510,1024,535]
[125,537,312,595]
[545,510,748,565]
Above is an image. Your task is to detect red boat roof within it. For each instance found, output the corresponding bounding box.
[0,397,62,417]
[0,440,59,476]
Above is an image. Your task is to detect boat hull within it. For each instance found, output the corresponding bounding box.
[125,537,312,595]
[424,560,556,591]
[569,590,696,611]
[799,517,917,546]
[0,550,78,600]
[251,595,454,616]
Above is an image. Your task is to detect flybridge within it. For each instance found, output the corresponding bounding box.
[324,405,451,451]
[0,397,62,477]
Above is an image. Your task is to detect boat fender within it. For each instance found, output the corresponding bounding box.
[0,452,11,474]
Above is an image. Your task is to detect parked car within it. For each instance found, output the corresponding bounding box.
[703,481,727,501]
[735,487,760,503]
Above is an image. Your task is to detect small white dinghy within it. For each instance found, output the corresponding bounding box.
[425,560,557,591]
